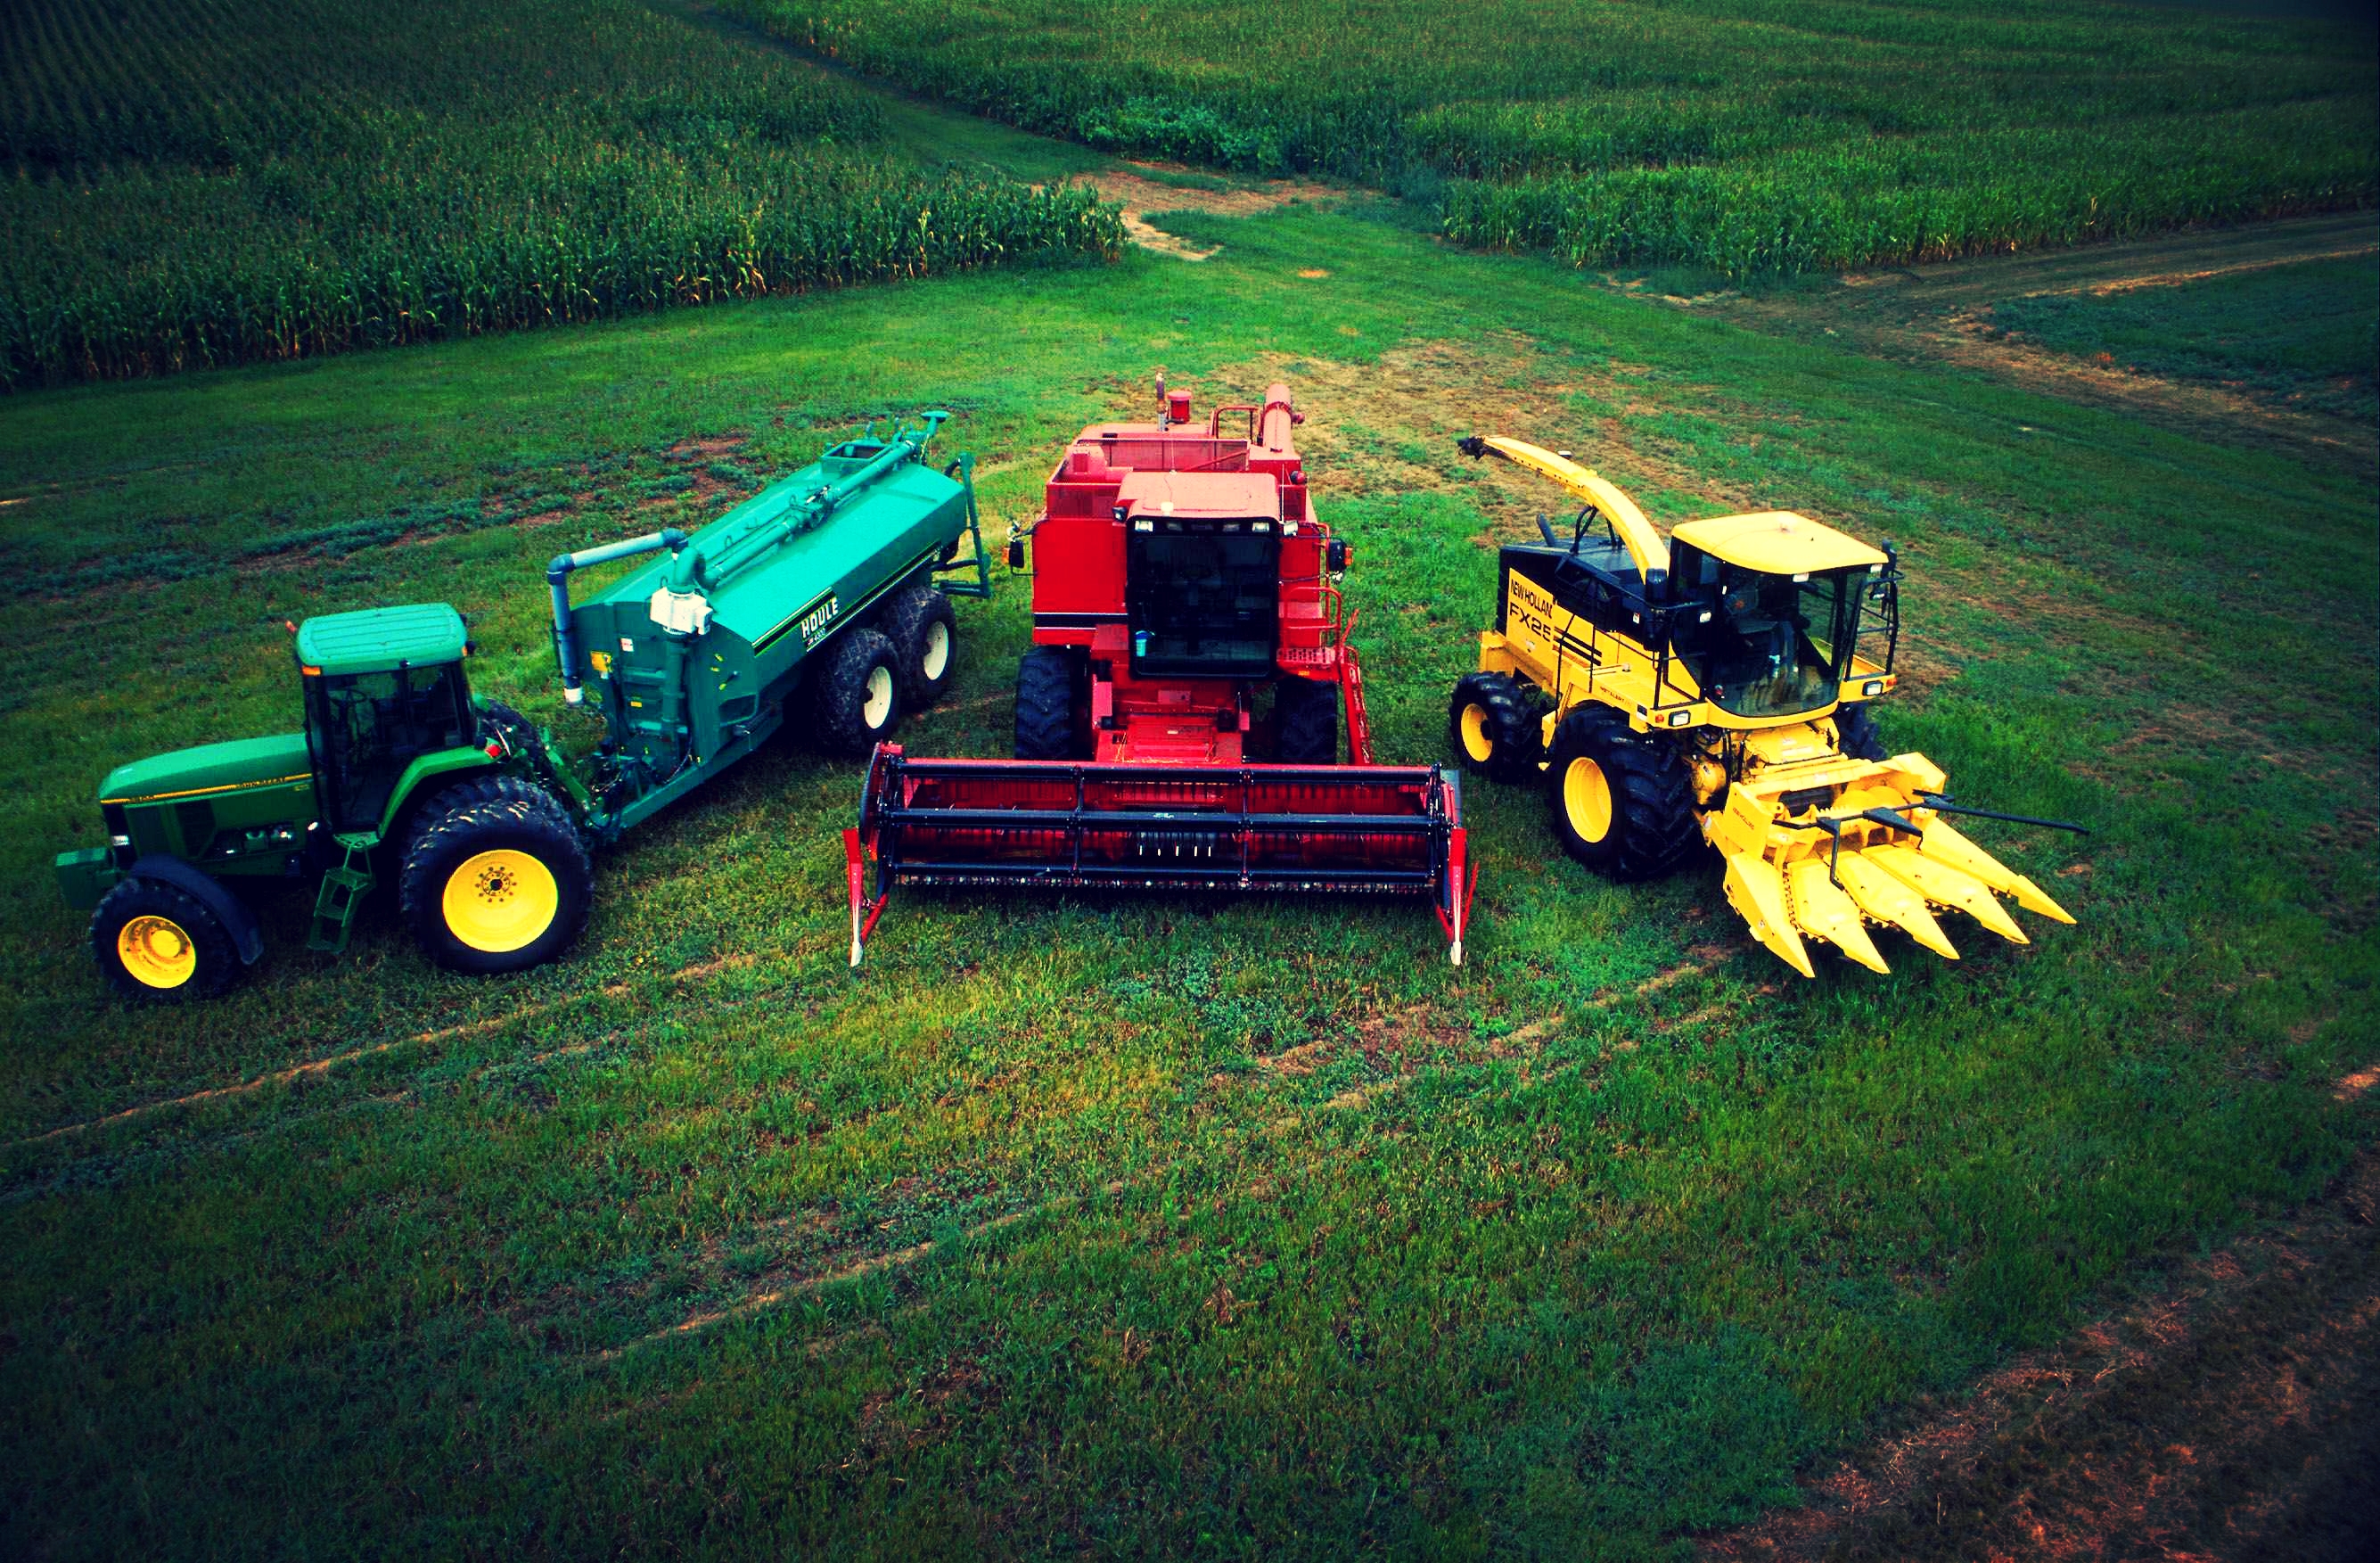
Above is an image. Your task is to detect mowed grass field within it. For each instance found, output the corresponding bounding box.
[1,168,2373,1554]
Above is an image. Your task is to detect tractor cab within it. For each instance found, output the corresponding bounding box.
[1115,471,1283,679]
[1664,513,1893,720]
[295,604,476,837]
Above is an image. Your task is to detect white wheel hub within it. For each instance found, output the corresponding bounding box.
[921,621,950,681]
[864,665,894,728]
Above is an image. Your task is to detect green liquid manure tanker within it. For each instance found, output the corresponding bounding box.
[53,412,991,1001]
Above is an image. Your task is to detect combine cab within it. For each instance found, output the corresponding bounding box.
[1448,436,2084,978]
[846,374,1474,965]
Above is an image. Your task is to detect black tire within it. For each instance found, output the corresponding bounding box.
[91,876,245,1003]
[398,775,594,975]
[478,698,540,753]
[1275,679,1340,765]
[1014,645,1083,761]
[1543,708,1700,881]
[1835,703,1887,762]
[1448,671,1539,783]
[813,629,906,756]
[882,586,958,707]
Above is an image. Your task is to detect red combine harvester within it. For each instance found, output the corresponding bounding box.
[844,374,1475,967]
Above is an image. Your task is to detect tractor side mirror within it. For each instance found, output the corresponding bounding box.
[1006,537,1027,572]
[1325,538,1349,575]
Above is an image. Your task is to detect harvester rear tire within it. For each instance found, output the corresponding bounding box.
[1275,679,1340,765]
[1835,703,1887,762]
[91,876,244,1003]
[884,586,957,707]
[1014,646,1083,761]
[1544,710,1699,882]
[1449,671,1539,783]
[814,629,906,756]
[399,776,594,976]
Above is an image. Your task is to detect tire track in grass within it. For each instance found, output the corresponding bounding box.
[586,946,1749,1360]
[10,953,756,1148]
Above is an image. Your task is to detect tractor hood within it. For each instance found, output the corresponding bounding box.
[99,731,314,806]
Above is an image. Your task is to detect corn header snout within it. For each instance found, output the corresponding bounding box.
[1448,435,2083,977]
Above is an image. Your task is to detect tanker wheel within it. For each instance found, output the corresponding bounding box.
[1834,702,1887,762]
[1275,679,1340,764]
[1014,646,1084,761]
[814,629,906,756]
[883,586,957,707]
[399,775,594,975]
[90,877,244,1003]
[1448,671,1539,783]
[1544,709,1700,882]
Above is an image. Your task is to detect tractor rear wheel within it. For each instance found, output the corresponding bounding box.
[399,776,594,975]
[1449,671,1538,783]
[1275,679,1340,764]
[91,876,244,1002]
[1544,710,1699,881]
[1014,646,1083,761]
[1834,703,1887,762]
[883,586,957,707]
[814,629,906,755]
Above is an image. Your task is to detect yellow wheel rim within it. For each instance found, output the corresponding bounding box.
[442,849,559,954]
[1563,756,1613,843]
[1459,703,1494,763]
[118,914,196,989]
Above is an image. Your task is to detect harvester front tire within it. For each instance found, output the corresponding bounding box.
[1449,671,1538,783]
[1014,646,1083,761]
[1835,703,1887,762]
[1544,711,1699,882]
[815,629,906,756]
[884,587,957,707]
[399,776,594,976]
[91,877,243,1003]
[1275,679,1340,765]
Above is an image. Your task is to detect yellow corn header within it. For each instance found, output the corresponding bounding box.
[1448,436,2082,977]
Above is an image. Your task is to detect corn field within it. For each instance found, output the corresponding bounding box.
[722,0,2376,276]
[0,0,1121,388]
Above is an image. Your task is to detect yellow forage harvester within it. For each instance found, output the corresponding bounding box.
[1449,436,2083,977]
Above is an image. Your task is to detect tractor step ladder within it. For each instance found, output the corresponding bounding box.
[1338,628,1376,767]
[307,839,377,954]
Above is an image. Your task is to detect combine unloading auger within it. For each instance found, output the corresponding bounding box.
[1446,435,2082,977]
[846,374,1477,967]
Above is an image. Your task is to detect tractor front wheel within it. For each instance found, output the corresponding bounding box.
[91,876,244,1002]
[1449,671,1539,783]
[400,776,594,975]
[883,586,957,707]
[1275,679,1340,764]
[1014,646,1084,761]
[1544,710,1699,881]
[1834,703,1887,762]
[814,629,906,756]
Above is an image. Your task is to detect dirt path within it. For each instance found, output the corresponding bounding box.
[1701,1115,2380,1561]
[1691,210,2379,482]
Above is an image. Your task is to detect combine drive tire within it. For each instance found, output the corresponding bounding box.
[814,629,906,756]
[1544,710,1699,881]
[91,876,244,1003]
[400,776,594,975]
[883,586,958,707]
[1449,671,1539,783]
[1275,679,1340,765]
[1835,703,1887,762]
[1014,646,1083,761]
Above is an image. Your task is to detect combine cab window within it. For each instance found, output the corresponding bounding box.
[1125,525,1280,678]
[1671,562,1859,719]
[304,662,471,834]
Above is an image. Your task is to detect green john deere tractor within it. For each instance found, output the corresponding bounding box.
[54,411,991,1001]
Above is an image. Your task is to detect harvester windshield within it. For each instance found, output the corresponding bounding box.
[302,663,471,834]
[1670,547,1862,719]
[1125,522,1280,678]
